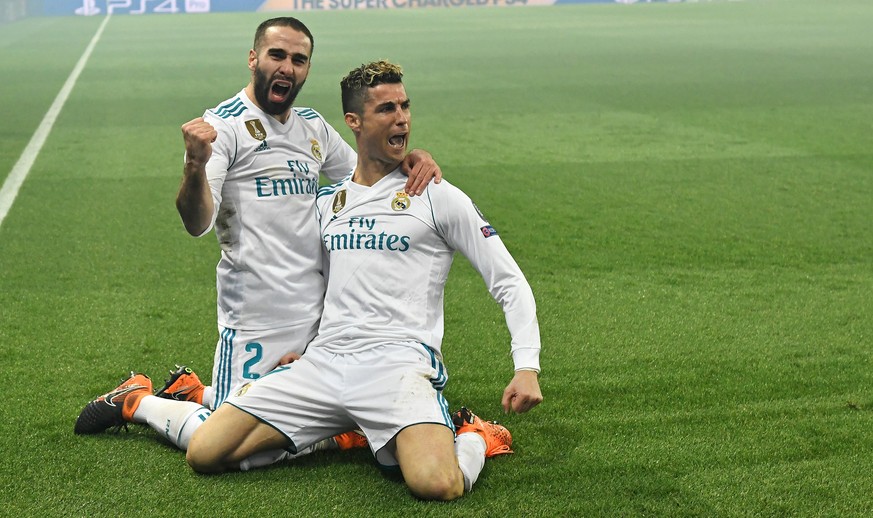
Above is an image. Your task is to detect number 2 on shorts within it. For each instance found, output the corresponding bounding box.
[243,342,263,379]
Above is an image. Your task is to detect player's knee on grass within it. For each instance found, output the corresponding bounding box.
[396,423,464,501]
[186,427,227,474]
[405,463,465,501]
[186,448,221,474]
[185,404,268,474]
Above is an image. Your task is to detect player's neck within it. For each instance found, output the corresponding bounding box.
[352,159,400,187]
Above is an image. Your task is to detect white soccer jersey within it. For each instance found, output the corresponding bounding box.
[312,169,540,371]
[200,89,356,330]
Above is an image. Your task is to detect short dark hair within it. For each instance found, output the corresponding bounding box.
[340,60,403,115]
[253,17,314,55]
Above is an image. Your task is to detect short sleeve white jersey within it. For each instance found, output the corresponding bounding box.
[312,169,541,371]
[200,89,357,330]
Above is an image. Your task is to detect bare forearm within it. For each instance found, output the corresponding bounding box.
[177,117,218,236]
[176,160,214,236]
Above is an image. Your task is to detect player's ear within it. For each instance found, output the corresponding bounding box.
[248,49,257,72]
[345,112,361,133]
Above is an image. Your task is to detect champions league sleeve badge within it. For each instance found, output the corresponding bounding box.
[310,139,323,162]
[472,200,497,237]
[392,191,411,211]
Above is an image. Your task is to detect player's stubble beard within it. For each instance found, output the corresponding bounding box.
[253,66,306,116]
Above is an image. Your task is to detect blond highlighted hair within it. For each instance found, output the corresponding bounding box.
[340,60,404,115]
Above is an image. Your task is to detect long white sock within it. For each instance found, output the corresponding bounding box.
[455,433,487,492]
[132,395,211,450]
[201,386,215,410]
[238,438,339,471]
[239,449,291,471]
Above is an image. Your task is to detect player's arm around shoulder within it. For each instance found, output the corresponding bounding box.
[401,149,442,196]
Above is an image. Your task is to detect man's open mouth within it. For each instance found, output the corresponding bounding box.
[388,133,406,148]
[270,80,292,102]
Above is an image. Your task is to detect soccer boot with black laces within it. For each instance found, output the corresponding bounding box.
[154,365,205,404]
[451,406,513,457]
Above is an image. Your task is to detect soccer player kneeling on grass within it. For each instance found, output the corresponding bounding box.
[76,60,542,501]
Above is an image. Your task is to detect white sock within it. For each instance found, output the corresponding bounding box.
[201,386,215,410]
[455,433,487,492]
[239,444,324,471]
[132,395,211,450]
[239,449,291,471]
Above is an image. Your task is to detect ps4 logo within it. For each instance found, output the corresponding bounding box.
[75,0,100,15]
[75,0,210,15]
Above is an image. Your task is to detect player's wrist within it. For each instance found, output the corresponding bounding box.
[514,368,539,375]
[184,158,208,170]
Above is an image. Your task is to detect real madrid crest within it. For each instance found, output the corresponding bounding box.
[392,191,411,211]
[332,190,347,214]
[310,139,323,162]
[235,383,252,397]
[245,119,267,141]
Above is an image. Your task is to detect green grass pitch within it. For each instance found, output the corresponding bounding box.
[1,0,872,515]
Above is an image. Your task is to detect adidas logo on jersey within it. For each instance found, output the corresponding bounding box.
[255,140,270,152]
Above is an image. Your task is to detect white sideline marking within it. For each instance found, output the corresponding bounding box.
[0,14,111,231]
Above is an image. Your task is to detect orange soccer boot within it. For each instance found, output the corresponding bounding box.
[154,365,205,405]
[452,406,513,457]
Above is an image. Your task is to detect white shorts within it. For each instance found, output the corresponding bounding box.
[224,342,453,467]
[211,320,318,409]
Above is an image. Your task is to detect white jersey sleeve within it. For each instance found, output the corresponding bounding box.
[429,183,541,372]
